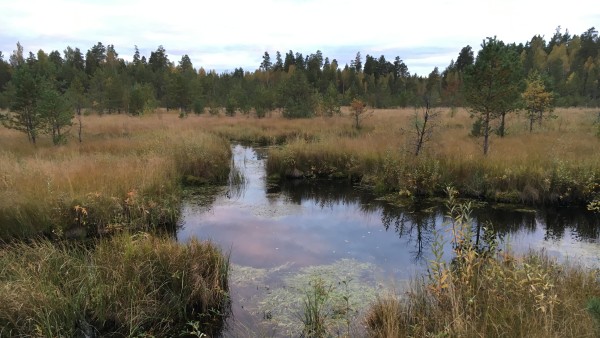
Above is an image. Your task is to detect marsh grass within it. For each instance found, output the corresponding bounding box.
[2,108,599,336]
[0,113,231,239]
[226,157,248,199]
[8,107,593,212]
[0,232,230,337]
[301,278,332,338]
[367,253,600,338]
[261,107,600,206]
[366,190,600,337]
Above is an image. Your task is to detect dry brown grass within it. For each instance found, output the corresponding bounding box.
[0,113,231,238]
[366,254,600,338]
[261,107,600,205]
[1,107,597,238]
[1,108,598,336]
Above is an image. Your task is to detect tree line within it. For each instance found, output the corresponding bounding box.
[0,26,598,147]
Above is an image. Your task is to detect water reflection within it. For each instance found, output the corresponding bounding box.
[178,144,600,336]
[279,178,599,253]
[180,144,600,268]
[470,205,600,243]
[381,206,438,261]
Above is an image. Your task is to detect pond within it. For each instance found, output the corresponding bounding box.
[177,144,600,337]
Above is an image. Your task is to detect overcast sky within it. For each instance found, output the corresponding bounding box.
[1,0,598,76]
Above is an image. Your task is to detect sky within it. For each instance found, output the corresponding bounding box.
[0,0,599,76]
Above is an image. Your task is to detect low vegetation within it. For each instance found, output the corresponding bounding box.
[0,114,235,336]
[366,190,600,337]
[0,113,230,239]
[264,107,600,207]
[0,107,598,336]
[0,232,230,337]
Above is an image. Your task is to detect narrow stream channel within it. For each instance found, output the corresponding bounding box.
[177,144,600,337]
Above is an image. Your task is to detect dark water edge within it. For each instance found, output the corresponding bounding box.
[177,144,600,337]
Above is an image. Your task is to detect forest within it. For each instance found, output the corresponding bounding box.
[0,26,598,130]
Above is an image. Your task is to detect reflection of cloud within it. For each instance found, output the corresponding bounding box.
[510,227,600,269]
[182,204,331,267]
[250,203,303,219]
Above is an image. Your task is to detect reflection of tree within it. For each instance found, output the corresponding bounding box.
[380,204,437,261]
[470,205,599,243]
[277,179,600,260]
[538,208,600,241]
[279,180,375,210]
[279,180,439,261]
[471,207,537,236]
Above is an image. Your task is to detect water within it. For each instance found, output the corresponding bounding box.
[177,144,600,336]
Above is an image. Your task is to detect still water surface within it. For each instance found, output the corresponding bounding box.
[177,145,600,336]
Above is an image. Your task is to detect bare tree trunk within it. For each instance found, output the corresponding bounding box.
[498,112,506,137]
[414,101,431,156]
[78,114,83,143]
[529,116,534,133]
[483,112,490,155]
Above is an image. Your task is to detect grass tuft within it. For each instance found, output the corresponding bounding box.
[0,233,230,337]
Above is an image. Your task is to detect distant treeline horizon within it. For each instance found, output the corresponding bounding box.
[0,26,598,115]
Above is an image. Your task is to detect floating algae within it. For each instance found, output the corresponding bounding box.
[229,262,295,286]
[232,259,384,336]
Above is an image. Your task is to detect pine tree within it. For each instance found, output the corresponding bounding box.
[3,64,43,144]
[38,84,73,145]
[464,37,523,154]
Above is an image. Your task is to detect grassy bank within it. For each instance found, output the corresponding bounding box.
[0,113,231,239]
[0,113,235,336]
[262,107,600,206]
[2,108,598,225]
[0,232,229,337]
[366,251,600,337]
[365,193,600,337]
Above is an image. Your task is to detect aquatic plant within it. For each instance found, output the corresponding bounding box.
[301,277,332,337]
[229,259,381,337]
[226,155,248,199]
